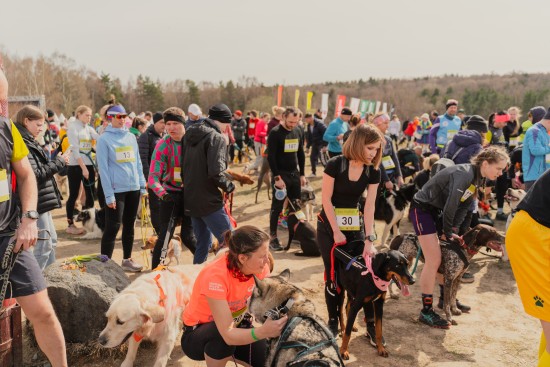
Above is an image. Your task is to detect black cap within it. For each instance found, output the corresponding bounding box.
[208,103,232,124]
[46,109,55,118]
[340,107,352,116]
[466,115,488,133]
[543,107,550,121]
[153,111,164,123]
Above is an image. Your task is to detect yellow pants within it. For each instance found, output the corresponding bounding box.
[507,211,550,322]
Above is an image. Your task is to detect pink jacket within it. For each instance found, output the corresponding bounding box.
[254,119,268,144]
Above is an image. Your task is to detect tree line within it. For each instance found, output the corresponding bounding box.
[3,50,550,121]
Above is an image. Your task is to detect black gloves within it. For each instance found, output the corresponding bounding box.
[161,192,178,203]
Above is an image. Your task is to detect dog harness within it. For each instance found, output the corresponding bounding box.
[132,272,167,343]
[440,237,474,267]
[360,255,390,292]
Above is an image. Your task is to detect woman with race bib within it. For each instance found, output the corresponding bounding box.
[317,124,383,336]
[372,112,404,191]
[66,105,100,235]
[96,104,146,272]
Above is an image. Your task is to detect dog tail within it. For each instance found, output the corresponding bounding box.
[389,235,404,251]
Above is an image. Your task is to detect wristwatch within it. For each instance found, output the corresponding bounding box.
[22,210,39,220]
[366,234,377,242]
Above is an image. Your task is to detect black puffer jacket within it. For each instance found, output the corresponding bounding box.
[182,118,233,217]
[16,123,63,214]
[138,124,163,180]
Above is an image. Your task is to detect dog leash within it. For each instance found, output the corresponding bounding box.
[140,194,155,269]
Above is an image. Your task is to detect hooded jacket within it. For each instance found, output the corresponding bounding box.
[15,123,63,214]
[96,125,146,205]
[440,130,483,164]
[138,124,163,180]
[522,122,550,182]
[182,118,233,217]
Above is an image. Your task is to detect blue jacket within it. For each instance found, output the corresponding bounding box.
[97,126,146,205]
[522,122,550,182]
[323,117,348,153]
[429,114,462,153]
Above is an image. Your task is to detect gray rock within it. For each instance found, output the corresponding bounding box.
[44,259,130,344]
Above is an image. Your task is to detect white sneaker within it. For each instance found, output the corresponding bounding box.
[121,258,143,272]
[66,225,85,235]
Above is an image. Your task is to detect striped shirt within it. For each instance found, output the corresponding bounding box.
[148,136,183,198]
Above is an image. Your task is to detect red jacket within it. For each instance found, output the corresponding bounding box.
[254,119,268,144]
[247,118,258,138]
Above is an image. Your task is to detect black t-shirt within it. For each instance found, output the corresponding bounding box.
[517,169,550,228]
[323,155,380,208]
[266,124,305,176]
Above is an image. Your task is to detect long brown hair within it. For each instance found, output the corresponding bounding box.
[14,105,44,127]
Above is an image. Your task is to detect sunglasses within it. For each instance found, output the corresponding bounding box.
[112,114,127,119]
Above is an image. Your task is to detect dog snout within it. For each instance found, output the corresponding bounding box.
[98,333,108,346]
[407,275,415,285]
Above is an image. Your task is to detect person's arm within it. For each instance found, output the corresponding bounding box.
[442,174,467,238]
[429,121,440,153]
[266,130,280,177]
[321,172,345,244]
[89,126,100,141]
[138,132,150,179]
[208,135,234,193]
[147,142,168,198]
[529,131,550,156]
[362,182,379,258]
[323,122,339,143]
[32,152,65,184]
[96,138,115,206]
[12,156,38,252]
[133,139,146,195]
[207,298,287,346]
[297,131,306,178]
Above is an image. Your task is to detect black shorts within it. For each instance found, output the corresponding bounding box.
[0,235,47,299]
[181,322,267,365]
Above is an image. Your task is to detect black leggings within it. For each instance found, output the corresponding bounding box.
[101,190,140,259]
[269,172,301,237]
[181,322,267,365]
[66,165,96,223]
[151,193,196,269]
[495,173,510,209]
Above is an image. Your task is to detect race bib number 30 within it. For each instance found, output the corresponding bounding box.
[335,208,360,231]
[284,138,299,153]
[0,169,9,203]
[115,146,136,163]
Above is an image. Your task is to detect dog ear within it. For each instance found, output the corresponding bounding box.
[141,303,165,324]
[463,226,481,246]
[253,275,266,296]
[371,253,388,275]
[278,268,291,281]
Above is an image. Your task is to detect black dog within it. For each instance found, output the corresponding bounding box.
[285,200,320,257]
[374,183,416,246]
[335,248,414,359]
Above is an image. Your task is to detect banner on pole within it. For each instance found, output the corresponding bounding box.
[368,100,376,114]
[277,85,283,107]
[350,98,360,114]
[359,99,369,116]
[306,91,314,112]
[294,89,300,108]
[375,101,381,113]
[335,95,346,117]
[382,102,388,114]
[321,93,329,120]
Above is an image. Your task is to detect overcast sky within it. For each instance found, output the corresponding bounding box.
[2,0,548,86]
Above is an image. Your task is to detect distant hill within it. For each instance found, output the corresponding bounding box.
[3,51,549,120]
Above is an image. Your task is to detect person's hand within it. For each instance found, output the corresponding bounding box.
[82,166,89,180]
[300,176,307,187]
[362,240,377,259]
[274,177,286,189]
[333,230,346,246]
[260,315,288,338]
[321,146,328,153]
[384,181,393,191]
[107,202,116,210]
[14,218,38,252]
[337,134,344,141]
[397,176,404,188]
[225,181,236,194]
[161,192,177,203]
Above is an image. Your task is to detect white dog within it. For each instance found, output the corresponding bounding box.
[98,264,201,367]
[503,188,527,261]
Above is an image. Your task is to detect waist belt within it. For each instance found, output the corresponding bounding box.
[183,324,200,333]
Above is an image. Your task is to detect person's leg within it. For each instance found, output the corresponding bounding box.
[310,144,320,175]
[181,322,236,363]
[82,164,96,209]
[120,190,141,259]
[202,207,232,249]
[147,187,162,234]
[191,216,211,264]
[100,193,124,258]
[46,211,58,268]
[233,340,268,367]
[317,219,340,334]
[17,290,68,367]
[236,139,244,163]
[181,213,197,254]
[152,199,176,269]
[495,174,509,219]
[269,177,285,249]
[96,176,106,209]
[65,165,82,224]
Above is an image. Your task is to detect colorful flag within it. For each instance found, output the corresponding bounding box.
[277,85,283,107]
[350,98,360,114]
[375,101,381,113]
[335,95,347,117]
[306,91,314,112]
[294,89,300,108]
[321,93,329,119]
[368,100,376,114]
[359,100,369,116]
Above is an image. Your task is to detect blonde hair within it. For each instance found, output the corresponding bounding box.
[272,106,285,117]
[423,154,440,170]
[75,105,92,119]
[471,145,510,167]
[508,106,522,135]
[14,105,44,127]
[342,124,384,168]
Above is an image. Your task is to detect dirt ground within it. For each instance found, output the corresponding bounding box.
[28,159,539,367]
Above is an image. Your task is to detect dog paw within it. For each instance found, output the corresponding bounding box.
[377,347,389,358]
[340,349,350,360]
[451,319,458,326]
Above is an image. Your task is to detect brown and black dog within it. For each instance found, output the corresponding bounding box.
[390,224,505,325]
[334,248,414,359]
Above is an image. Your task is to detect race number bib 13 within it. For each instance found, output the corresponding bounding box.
[447,130,458,140]
[460,184,476,202]
[0,169,9,203]
[381,156,395,170]
[173,167,182,183]
[79,139,92,151]
[284,138,299,153]
[335,208,360,231]
[115,146,136,163]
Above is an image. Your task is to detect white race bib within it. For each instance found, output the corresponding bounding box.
[460,184,476,202]
[173,167,182,183]
[509,137,519,147]
[115,146,136,163]
[381,156,395,170]
[447,129,458,140]
[335,208,360,231]
[249,123,255,129]
[295,210,306,221]
[0,169,9,203]
[284,138,299,153]
[546,154,550,165]
[79,139,92,151]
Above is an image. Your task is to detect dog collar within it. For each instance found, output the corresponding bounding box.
[133,332,144,343]
[457,237,478,256]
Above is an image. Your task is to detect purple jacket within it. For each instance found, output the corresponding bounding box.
[440,130,483,164]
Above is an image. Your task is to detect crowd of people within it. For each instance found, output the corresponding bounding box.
[1,48,548,366]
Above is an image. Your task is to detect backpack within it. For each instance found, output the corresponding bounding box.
[430,146,463,178]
